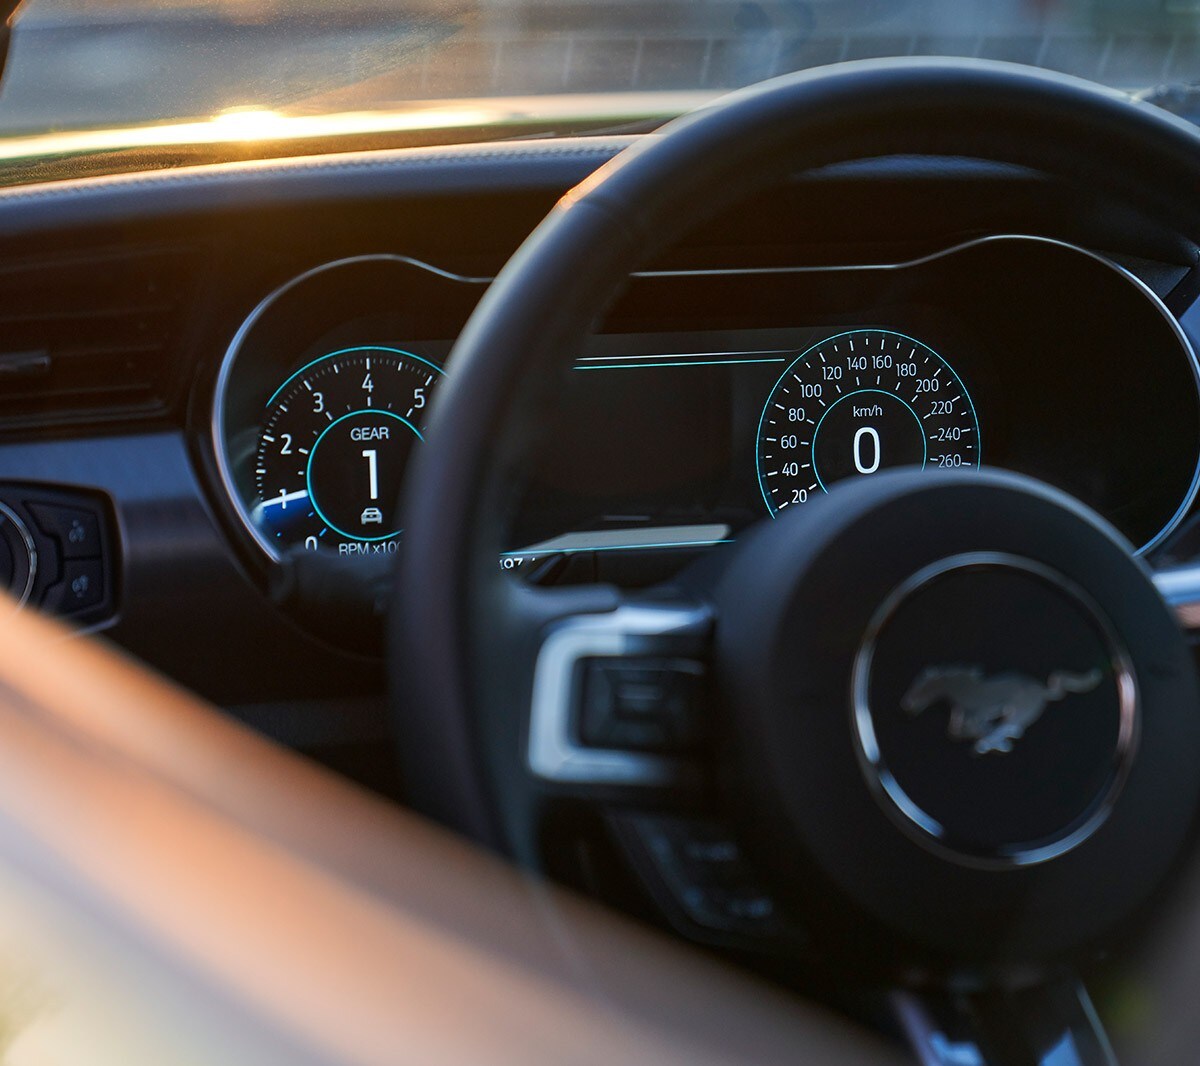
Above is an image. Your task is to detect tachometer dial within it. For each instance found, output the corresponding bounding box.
[251,346,442,554]
[756,329,980,515]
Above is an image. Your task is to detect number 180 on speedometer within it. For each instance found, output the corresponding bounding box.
[755,329,980,515]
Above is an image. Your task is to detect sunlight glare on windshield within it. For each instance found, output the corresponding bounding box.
[1,1,1200,153]
[209,108,289,139]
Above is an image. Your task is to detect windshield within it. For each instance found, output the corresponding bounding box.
[1,1,1199,157]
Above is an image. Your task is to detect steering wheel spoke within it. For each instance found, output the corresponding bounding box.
[1151,564,1200,630]
[522,587,714,793]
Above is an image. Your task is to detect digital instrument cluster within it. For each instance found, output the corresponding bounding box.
[212,237,1200,595]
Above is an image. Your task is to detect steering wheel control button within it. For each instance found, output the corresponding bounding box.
[853,554,1136,868]
[613,815,803,945]
[528,603,712,787]
[28,502,102,560]
[578,657,706,753]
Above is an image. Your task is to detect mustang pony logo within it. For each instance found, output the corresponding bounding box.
[900,666,1103,755]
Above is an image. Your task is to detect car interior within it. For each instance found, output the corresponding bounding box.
[3,2,1200,1063]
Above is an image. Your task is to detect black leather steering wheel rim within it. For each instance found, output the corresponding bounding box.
[392,57,1200,853]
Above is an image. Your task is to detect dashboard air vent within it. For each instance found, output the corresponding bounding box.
[0,244,200,431]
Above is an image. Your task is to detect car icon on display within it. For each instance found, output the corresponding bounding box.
[360,507,383,525]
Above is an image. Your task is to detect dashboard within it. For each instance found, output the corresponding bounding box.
[0,137,1197,783]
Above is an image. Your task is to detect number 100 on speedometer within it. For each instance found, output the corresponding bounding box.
[755,329,980,515]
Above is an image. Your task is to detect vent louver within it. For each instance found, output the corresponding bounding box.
[0,244,199,431]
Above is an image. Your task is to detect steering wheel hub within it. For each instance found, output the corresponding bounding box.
[715,470,1199,966]
[854,552,1137,869]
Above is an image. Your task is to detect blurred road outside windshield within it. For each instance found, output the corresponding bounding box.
[1,0,1200,136]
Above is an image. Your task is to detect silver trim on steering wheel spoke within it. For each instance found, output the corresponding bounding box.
[1152,564,1200,630]
[527,602,712,787]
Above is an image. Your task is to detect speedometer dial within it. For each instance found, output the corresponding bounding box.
[756,329,980,515]
[251,346,442,554]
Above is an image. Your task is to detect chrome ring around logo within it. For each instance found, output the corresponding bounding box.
[850,552,1139,870]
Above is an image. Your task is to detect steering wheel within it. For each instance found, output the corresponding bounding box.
[392,58,1200,1062]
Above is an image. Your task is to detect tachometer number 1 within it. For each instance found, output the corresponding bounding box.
[363,449,379,500]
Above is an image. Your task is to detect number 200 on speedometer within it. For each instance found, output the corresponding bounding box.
[756,329,980,515]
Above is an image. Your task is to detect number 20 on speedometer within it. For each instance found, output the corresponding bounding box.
[755,329,980,515]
